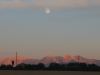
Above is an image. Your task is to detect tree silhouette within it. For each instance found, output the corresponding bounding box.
[0,62,100,71]
[11,60,15,67]
[48,63,65,71]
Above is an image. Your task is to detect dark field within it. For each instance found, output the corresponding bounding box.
[0,71,100,75]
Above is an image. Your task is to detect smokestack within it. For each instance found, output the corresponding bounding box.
[16,51,18,66]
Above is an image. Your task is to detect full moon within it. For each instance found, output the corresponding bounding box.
[45,8,51,14]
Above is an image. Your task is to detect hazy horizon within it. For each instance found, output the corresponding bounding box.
[0,0,100,59]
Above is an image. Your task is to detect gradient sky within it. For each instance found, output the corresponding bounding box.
[0,0,100,59]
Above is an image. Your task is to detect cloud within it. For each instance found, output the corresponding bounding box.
[0,0,100,9]
[0,0,32,8]
[35,0,89,9]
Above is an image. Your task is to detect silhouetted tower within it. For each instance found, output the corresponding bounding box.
[16,52,18,66]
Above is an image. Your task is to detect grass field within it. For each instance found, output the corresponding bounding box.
[0,71,100,75]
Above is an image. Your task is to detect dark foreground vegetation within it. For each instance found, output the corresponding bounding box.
[0,62,100,71]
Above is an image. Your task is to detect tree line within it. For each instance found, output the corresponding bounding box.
[0,62,100,71]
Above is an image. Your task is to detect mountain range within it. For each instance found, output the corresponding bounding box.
[0,55,100,66]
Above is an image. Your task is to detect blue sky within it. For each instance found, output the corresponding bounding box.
[0,0,100,59]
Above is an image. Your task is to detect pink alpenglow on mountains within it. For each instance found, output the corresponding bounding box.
[0,55,100,66]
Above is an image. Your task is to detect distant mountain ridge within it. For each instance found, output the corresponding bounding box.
[0,55,100,66]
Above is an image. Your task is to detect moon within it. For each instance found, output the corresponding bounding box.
[45,8,51,14]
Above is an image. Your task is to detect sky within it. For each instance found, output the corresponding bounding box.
[0,0,100,59]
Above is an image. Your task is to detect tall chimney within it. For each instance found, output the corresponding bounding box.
[16,51,18,66]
